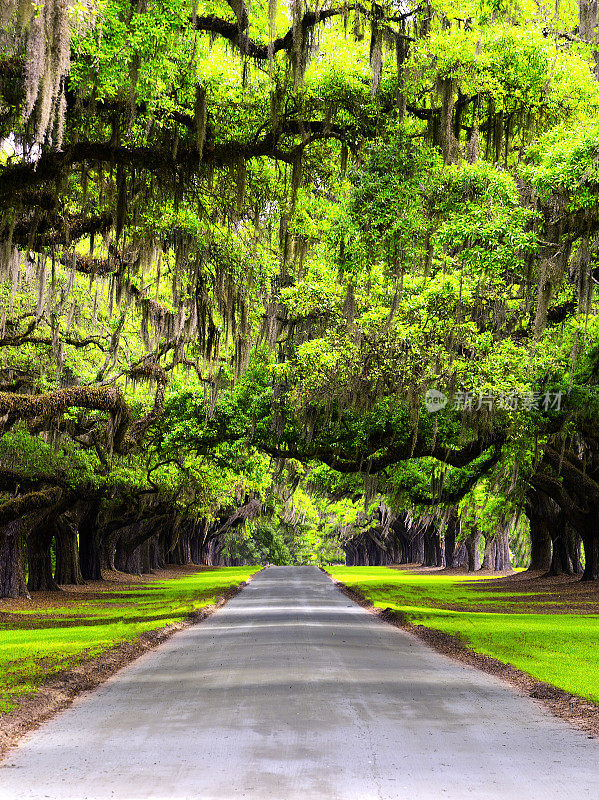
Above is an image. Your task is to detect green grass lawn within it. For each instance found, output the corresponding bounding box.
[0,567,257,713]
[326,566,599,704]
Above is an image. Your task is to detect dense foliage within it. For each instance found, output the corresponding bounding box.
[2,0,599,595]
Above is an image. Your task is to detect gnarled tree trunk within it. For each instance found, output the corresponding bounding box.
[190,524,204,564]
[464,531,481,572]
[546,511,577,577]
[443,510,461,567]
[495,527,511,571]
[149,535,163,570]
[482,528,511,572]
[525,489,553,572]
[581,518,599,581]
[54,515,84,585]
[27,516,60,592]
[422,525,444,567]
[79,500,103,580]
[568,527,584,575]
[0,520,29,598]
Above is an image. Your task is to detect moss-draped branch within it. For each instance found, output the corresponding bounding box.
[192,6,366,59]
[0,377,166,455]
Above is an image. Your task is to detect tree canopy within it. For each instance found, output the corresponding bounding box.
[2,0,599,594]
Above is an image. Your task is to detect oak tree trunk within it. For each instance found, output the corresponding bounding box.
[190,528,204,564]
[114,538,142,575]
[0,521,30,598]
[451,542,468,569]
[568,528,584,575]
[482,528,511,572]
[581,523,599,581]
[495,528,511,571]
[444,515,459,567]
[525,490,553,572]
[140,540,152,573]
[407,530,425,564]
[27,518,59,592]
[528,518,552,571]
[150,535,164,570]
[464,531,481,572]
[422,527,444,567]
[54,518,84,585]
[79,501,103,580]
[482,536,497,570]
[547,513,573,576]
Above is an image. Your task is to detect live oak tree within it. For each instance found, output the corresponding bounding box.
[2,0,599,595]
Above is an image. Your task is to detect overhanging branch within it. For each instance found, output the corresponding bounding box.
[192,7,365,60]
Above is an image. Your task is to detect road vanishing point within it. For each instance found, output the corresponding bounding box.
[1,566,598,799]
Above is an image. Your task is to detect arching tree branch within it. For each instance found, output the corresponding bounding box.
[192,6,365,60]
[0,488,64,527]
[0,386,130,450]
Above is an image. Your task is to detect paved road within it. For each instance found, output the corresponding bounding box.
[1,566,598,799]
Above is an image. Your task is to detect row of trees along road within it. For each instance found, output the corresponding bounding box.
[2,0,599,597]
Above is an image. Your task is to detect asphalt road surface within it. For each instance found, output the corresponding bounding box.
[1,566,598,800]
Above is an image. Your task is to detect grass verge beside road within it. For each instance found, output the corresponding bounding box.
[0,566,258,716]
[326,566,599,705]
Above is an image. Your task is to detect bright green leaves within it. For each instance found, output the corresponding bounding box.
[432,162,538,279]
[524,122,599,211]
[406,18,599,135]
[70,0,191,105]
[347,137,438,277]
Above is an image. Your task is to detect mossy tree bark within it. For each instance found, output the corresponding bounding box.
[27,516,60,592]
[443,509,460,568]
[422,525,444,567]
[530,447,599,580]
[54,516,84,585]
[568,528,584,575]
[524,489,553,573]
[464,531,481,572]
[581,518,599,581]
[0,520,29,599]
[482,528,511,572]
[78,501,103,581]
